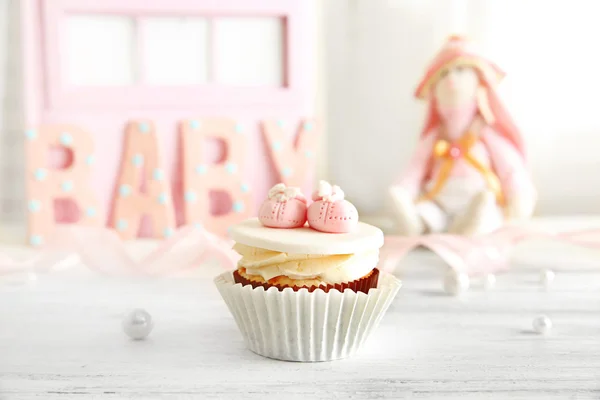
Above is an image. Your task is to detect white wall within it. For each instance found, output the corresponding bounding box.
[324,0,600,216]
[0,0,25,223]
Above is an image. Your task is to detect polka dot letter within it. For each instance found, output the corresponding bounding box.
[25,124,101,247]
[110,121,175,239]
[180,118,252,237]
[261,118,319,188]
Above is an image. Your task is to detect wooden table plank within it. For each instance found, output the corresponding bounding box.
[1,219,600,399]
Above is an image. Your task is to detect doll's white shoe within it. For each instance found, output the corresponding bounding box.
[505,189,537,220]
[388,186,425,236]
[448,190,502,236]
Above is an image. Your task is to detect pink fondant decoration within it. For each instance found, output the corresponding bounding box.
[258,184,307,228]
[307,181,358,233]
[26,124,101,247]
[261,119,319,187]
[110,121,175,239]
[180,118,253,237]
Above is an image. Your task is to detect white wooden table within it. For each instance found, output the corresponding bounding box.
[1,217,600,399]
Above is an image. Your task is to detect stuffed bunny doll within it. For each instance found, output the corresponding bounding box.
[389,35,536,236]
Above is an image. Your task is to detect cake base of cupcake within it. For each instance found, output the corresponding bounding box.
[233,268,380,294]
[214,271,402,362]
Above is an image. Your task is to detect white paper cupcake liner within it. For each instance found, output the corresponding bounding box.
[214,271,401,362]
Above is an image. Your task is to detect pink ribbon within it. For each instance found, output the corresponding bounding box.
[381,226,600,276]
[0,252,78,277]
[4,224,600,279]
[0,225,239,278]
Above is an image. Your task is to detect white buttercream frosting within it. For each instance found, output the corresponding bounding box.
[233,243,379,285]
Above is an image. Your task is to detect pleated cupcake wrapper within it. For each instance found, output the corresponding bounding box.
[214,271,402,362]
[232,268,379,294]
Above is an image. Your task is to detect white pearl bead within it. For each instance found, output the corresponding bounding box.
[122,309,154,340]
[483,274,496,290]
[443,270,470,296]
[532,315,552,334]
[540,269,555,288]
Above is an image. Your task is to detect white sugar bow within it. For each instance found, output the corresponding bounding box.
[317,180,344,202]
[268,183,301,202]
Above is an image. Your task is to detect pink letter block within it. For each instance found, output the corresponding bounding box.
[261,119,319,187]
[110,121,176,239]
[25,124,101,247]
[180,118,252,237]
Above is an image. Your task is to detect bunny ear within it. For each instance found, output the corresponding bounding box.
[268,183,286,199]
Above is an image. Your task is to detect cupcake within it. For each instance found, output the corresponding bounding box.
[214,182,401,362]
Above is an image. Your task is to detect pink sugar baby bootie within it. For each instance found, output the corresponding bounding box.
[258,183,307,228]
[307,180,358,233]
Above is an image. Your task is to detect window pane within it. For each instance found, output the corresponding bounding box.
[143,17,209,85]
[213,17,284,87]
[65,15,135,86]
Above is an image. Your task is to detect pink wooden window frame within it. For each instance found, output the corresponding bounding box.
[40,0,307,110]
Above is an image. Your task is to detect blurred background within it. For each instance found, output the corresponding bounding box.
[2,0,600,228]
[325,0,600,217]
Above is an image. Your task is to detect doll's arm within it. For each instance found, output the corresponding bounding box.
[480,127,536,218]
[393,131,436,199]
